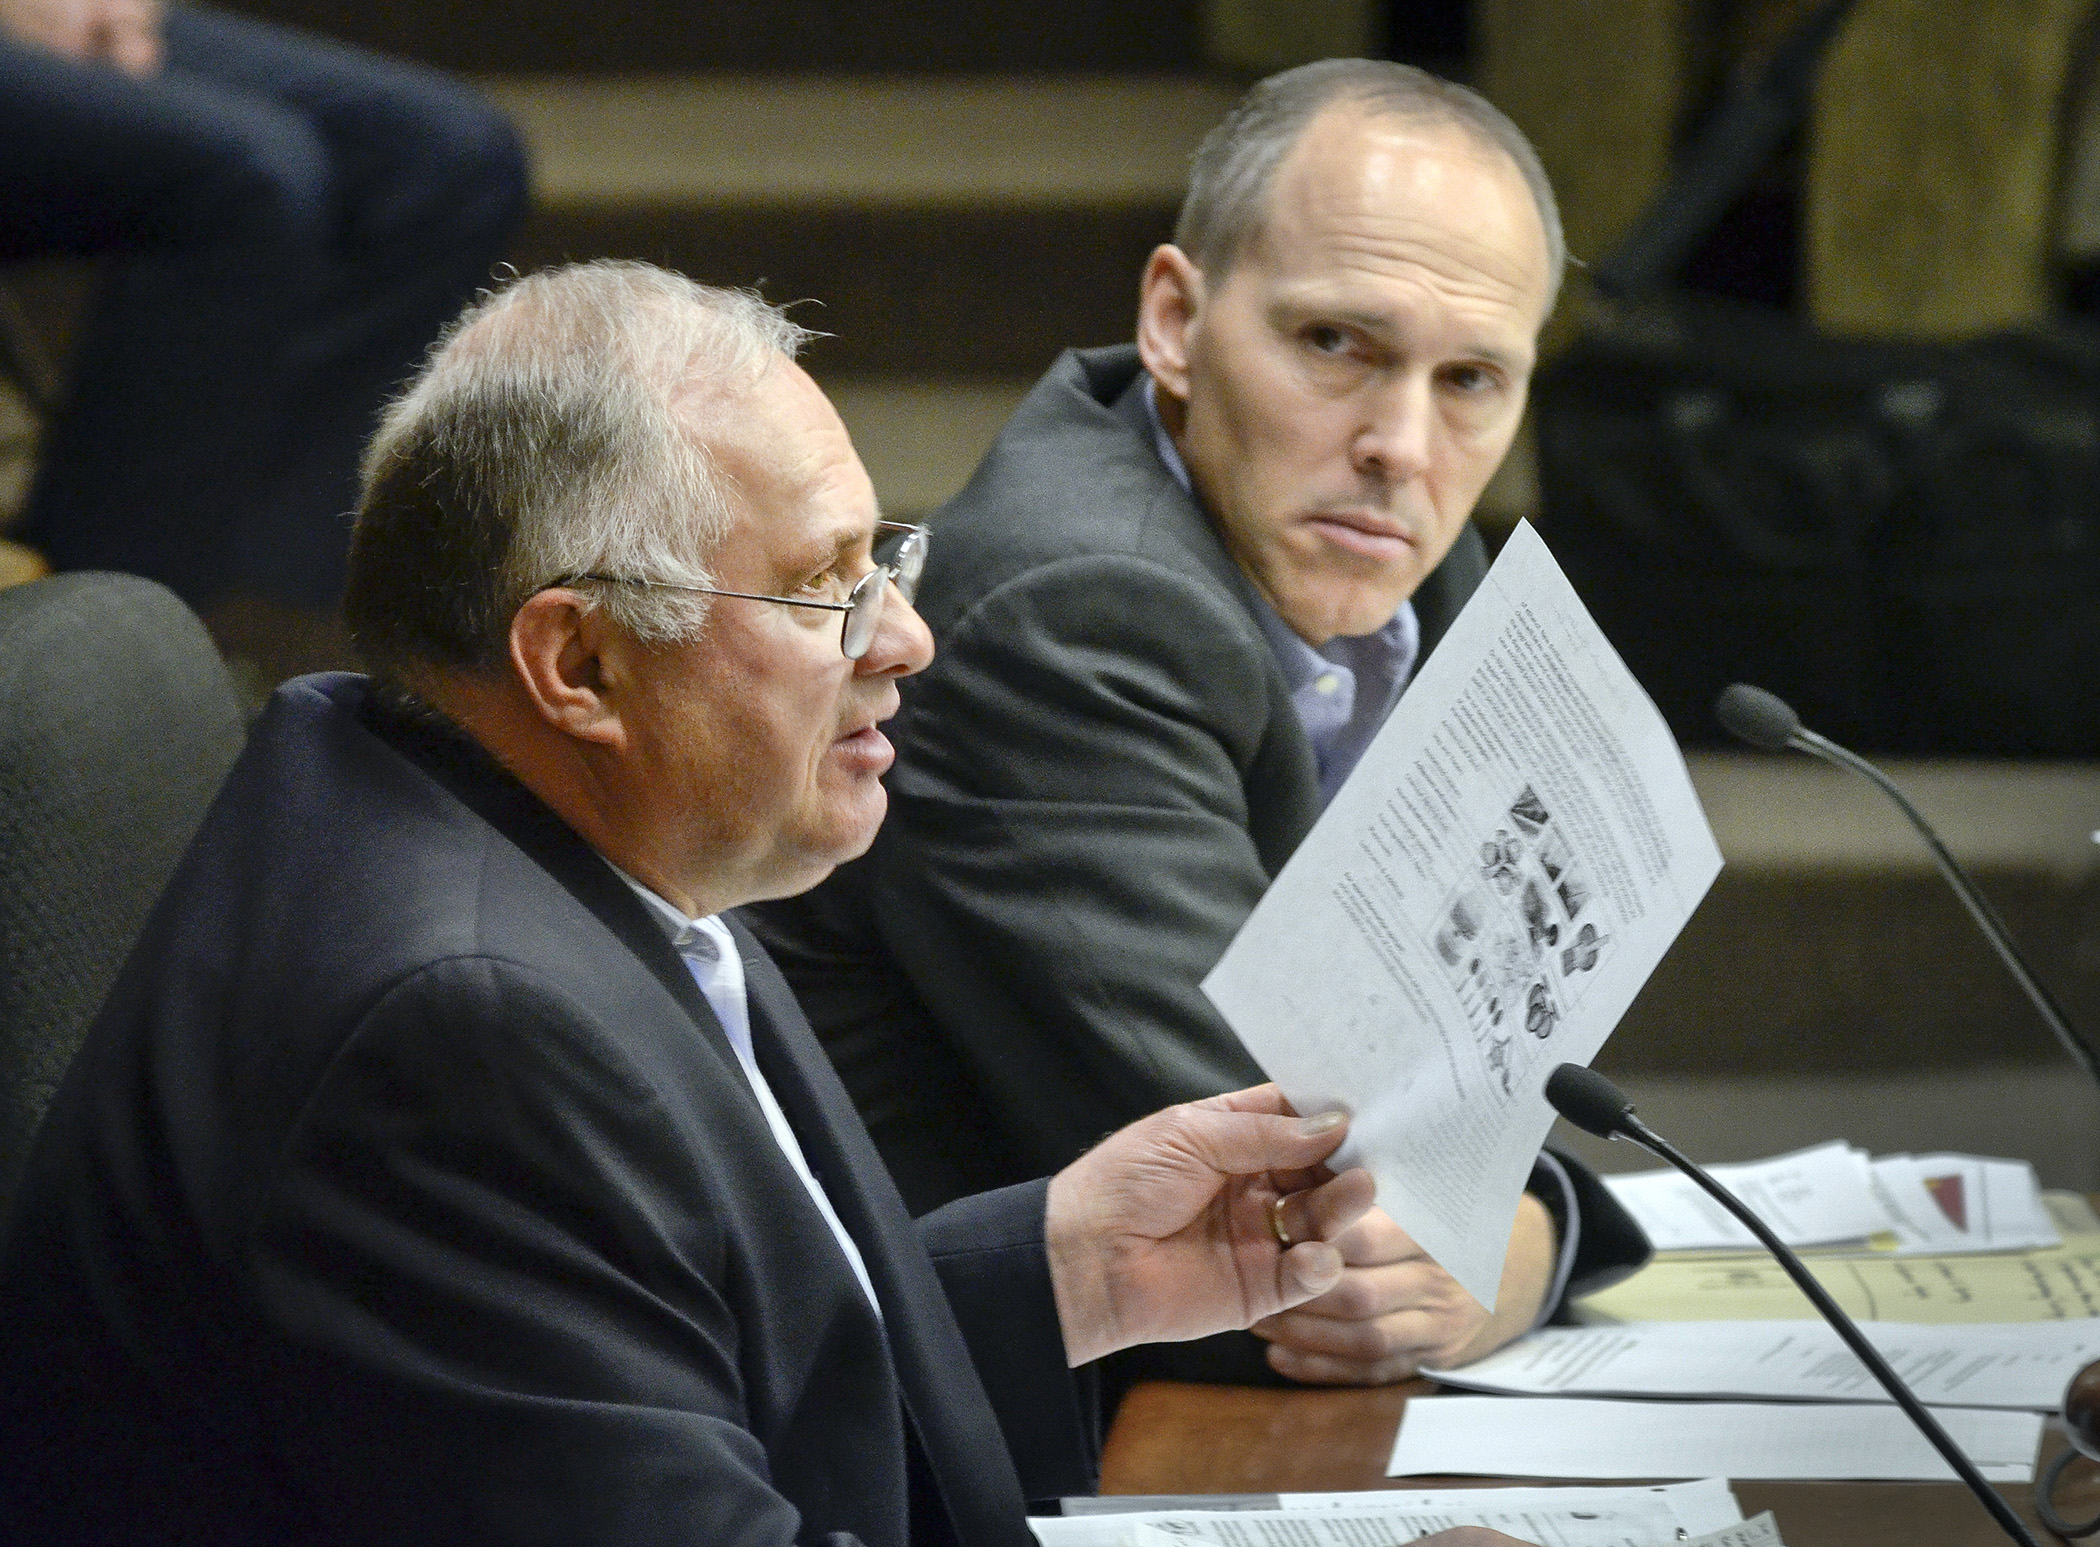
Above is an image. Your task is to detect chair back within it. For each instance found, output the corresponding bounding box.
[0,573,244,1210]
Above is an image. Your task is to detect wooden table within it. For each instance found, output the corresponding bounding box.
[1098,1380,2100,1545]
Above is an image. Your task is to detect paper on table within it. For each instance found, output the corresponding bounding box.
[1202,522,1722,1306]
[1427,1318,2100,1409]
[1602,1143,1884,1251]
[1685,1516,1786,1547]
[1279,1478,1744,1534]
[1030,1479,1743,1547]
[1871,1155,2060,1255]
[1120,1520,1786,1547]
[1386,1396,2043,1482]
[1601,1145,2061,1256]
[1576,1221,2100,1325]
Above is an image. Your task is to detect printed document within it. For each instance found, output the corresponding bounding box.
[1117,1513,1786,1547]
[1386,1396,2043,1482]
[1576,1213,2100,1324]
[1427,1318,2100,1409]
[1604,1145,2058,1255]
[1030,1479,1743,1547]
[1203,522,1722,1305]
[1117,1515,1784,1547]
[1603,1143,1884,1251]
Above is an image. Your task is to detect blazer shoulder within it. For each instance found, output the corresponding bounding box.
[917,349,1249,633]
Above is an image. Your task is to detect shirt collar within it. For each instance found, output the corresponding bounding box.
[610,865,733,962]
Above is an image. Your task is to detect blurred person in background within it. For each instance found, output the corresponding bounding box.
[0,0,526,679]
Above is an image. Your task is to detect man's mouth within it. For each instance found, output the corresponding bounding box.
[1303,511,1419,563]
[831,723,896,775]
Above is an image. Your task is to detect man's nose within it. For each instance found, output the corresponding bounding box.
[1352,373,1435,482]
[857,579,935,678]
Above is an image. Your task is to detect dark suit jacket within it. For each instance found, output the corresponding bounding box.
[749,348,1647,1357]
[0,675,1093,1547]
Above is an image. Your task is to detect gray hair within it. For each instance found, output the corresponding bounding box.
[344,259,814,683]
[1174,59,1565,306]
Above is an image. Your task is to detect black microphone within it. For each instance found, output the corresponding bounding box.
[1544,1063,2043,1547]
[1713,683,2100,1090]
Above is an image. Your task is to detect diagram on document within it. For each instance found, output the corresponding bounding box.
[1431,784,1615,1096]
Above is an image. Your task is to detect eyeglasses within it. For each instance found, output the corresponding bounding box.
[554,521,929,660]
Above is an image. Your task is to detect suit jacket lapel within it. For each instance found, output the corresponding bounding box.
[360,695,742,1066]
[731,916,1033,1547]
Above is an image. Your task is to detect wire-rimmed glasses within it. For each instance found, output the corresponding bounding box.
[554,520,928,660]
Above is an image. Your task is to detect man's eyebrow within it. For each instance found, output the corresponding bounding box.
[776,523,874,581]
[1271,299,1530,371]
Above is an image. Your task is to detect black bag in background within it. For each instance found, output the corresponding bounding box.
[1532,1,2100,756]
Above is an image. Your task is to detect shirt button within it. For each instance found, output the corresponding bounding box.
[1313,674,1341,696]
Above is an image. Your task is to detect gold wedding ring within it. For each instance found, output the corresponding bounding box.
[1269,1193,1296,1249]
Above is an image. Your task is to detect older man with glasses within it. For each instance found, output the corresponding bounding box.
[0,259,1541,1547]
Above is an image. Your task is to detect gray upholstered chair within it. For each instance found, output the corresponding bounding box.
[0,572,244,1212]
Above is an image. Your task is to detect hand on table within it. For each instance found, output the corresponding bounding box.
[1045,1084,1376,1368]
[1,0,163,74]
[1251,1191,1558,1385]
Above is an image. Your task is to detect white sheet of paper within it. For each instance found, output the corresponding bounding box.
[1681,1513,1786,1547]
[1386,1396,2042,1482]
[1030,1479,1744,1547]
[1602,1144,2062,1256]
[1426,1317,2100,1408]
[1279,1479,1744,1534]
[1871,1154,2060,1255]
[1119,1519,1780,1547]
[1602,1143,1885,1251]
[1201,522,1723,1305]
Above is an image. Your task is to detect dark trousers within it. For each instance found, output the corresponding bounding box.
[0,9,528,609]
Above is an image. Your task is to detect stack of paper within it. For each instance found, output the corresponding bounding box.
[1426,1318,2100,1409]
[1386,1396,2042,1483]
[1032,1479,1744,1547]
[1576,1199,2100,1325]
[1125,1511,1780,1544]
[1602,1144,2060,1256]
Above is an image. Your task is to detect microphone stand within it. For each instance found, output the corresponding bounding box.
[1782,724,2100,1091]
[1546,1065,2044,1547]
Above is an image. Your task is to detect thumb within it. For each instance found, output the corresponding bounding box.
[1173,1106,1349,1179]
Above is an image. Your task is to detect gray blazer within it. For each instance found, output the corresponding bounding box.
[749,349,1644,1359]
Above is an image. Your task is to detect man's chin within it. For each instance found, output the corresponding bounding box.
[778,788,890,898]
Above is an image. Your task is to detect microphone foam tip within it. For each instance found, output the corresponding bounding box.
[1714,683,1802,751]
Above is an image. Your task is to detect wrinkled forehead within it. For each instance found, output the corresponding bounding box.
[675,356,875,534]
[1246,106,1551,301]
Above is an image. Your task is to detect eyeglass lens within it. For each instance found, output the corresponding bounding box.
[842,528,928,659]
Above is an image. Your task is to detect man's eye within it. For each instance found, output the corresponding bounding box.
[1304,325,1351,355]
[794,568,847,601]
[1443,364,1498,395]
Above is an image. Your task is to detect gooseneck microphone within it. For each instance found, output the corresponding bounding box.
[1713,683,2100,1091]
[1544,1063,2043,1547]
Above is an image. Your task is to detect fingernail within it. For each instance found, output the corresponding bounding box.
[1296,1110,1346,1136]
[1299,1243,1343,1290]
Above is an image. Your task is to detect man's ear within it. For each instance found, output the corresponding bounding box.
[509,588,626,750]
[1136,244,1205,406]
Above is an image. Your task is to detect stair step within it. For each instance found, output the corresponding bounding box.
[484,75,1237,374]
[223,0,1205,76]
[822,376,1030,516]
[481,75,1237,208]
[1607,752,2100,1078]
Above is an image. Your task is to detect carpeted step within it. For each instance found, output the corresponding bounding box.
[478,74,1239,375]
